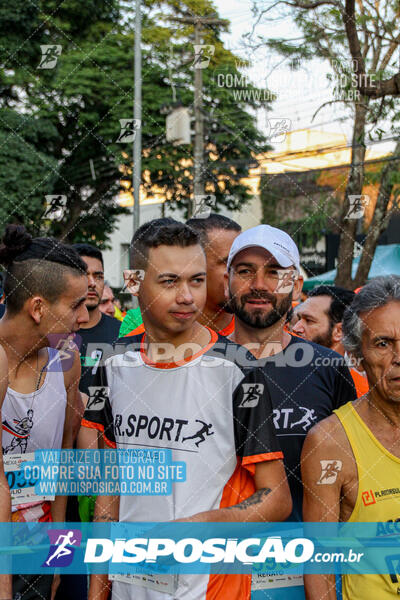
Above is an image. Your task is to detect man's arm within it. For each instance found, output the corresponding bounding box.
[88,478,120,599]
[51,350,83,523]
[0,346,12,599]
[301,416,346,600]
[77,392,99,450]
[183,458,291,522]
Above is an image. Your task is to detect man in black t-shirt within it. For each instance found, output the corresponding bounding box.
[224,226,356,599]
[72,244,120,395]
[224,225,357,522]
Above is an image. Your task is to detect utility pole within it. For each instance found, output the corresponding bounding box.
[193,21,205,213]
[132,0,142,240]
[170,16,227,216]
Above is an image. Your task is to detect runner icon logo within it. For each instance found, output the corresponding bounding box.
[86,387,109,411]
[38,45,62,69]
[290,407,317,431]
[116,119,141,143]
[43,529,82,567]
[192,45,215,69]
[317,460,342,485]
[3,409,34,454]
[239,383,264,408]
[182,420,214,447]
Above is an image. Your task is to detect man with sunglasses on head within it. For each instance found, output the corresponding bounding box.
[224,225,357,599]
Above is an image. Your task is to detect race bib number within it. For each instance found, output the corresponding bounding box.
[4,452,55,506]
[109,573,179,594]
[251,573,304,590]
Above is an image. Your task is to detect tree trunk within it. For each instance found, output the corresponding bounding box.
[352,138,400,287]
[335,97,369,288]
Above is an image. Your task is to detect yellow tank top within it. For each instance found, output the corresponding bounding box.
[334,402,400,598]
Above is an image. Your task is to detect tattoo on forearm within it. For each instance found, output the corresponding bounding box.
[93,515,118,522]
[229,487,272,510]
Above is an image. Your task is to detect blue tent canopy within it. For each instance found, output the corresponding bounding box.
[303,244,400,291]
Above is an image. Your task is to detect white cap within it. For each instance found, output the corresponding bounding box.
[227,224,300,271]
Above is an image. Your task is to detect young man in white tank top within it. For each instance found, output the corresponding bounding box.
[0,224,89,600]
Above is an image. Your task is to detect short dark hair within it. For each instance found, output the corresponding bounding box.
[186,213,241,247]
[130,219,202,270]
[73,243,104,267]
[308,285,355,325]
[0,224,87,314]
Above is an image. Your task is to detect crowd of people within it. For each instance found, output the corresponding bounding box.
[0,214,398,600]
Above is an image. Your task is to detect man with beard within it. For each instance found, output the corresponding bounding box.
[224,225,356,598]
[186,213,241,335]
[293,285,369,397]
[293,286,355,350]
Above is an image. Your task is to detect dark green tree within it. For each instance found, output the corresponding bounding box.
[0,0,269,245]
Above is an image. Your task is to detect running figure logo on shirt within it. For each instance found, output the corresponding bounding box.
[317,459,343,485]
[182,420,214,447]
[2,409,34,454]
[290,407,317,431]
[239,383,264,408]
[86,386,109,411]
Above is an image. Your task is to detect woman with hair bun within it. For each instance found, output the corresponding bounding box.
[0,224,89,600]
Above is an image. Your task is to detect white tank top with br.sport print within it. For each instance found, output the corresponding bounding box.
[2,348,67,515]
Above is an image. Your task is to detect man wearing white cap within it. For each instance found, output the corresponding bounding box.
[224,225,356,598]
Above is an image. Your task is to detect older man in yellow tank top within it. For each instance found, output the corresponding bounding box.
[301,275,400,599]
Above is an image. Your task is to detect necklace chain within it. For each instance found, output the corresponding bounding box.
[7,351,49,416]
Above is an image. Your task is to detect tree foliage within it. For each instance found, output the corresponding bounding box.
[0,0,269,246]
[248,0,400,287]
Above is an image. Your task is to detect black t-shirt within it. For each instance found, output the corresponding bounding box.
[0,304,5,319]
[78,313,121,395]
[251,335,357,521]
